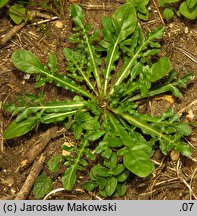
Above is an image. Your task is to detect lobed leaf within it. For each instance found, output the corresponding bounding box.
[12,50,94,99]
[103,3,137,95]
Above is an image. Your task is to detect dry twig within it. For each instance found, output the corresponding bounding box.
[176,47,197,63]
[14,153,46,200]
[0,11,55,46]
[20,126,59,170]
[178,99,197,115]
[152,0,165,26]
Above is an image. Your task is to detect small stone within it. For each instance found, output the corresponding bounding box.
[186,110,194,121]
[55,20,64,29]
[184,27,189,34]
[170,150,180,161]
[23,74,30,80]
[11,188,16,195]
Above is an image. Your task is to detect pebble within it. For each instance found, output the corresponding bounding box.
[170,150,180,161]
[23,74,30,80]
[55,20,64,29]
[184,27,189,34]
[11,188,16,195]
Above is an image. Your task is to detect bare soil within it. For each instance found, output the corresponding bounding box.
[0,0,197,200]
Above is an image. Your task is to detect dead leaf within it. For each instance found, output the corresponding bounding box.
[152,95,175,104]
[62,141,74,156]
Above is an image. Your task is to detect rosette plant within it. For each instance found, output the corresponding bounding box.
[4,3,194,197]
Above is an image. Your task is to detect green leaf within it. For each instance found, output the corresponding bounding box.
[99,188,108,197]
[47,155,62,173]
[0,0,9,8]
[48,52,57,74]
[158,0,179,6]
[175,142,193,156]
[103,3,137,95]
[137,12,149,21]
[179,2,197,20]
[92,165,111,177]
[142,48,161,57]
[173,123,192,136]
[123,150,154,177]
[12,50,44,74]
[9,4,26,24]
[111,27,164,93]
[63,48,95,93]
[42,111,76,124]
[95,141,108,154]
[4,117,37,140]
[116,183,127,196]
[32,173,53,199]
[82,181,98,191]
[70,5,102,94]
[102,16,114,42]
[70,4,85,28]
[150,57,171,82]
[87,131,105,141]
[97,177,107,190]
[112,164,125,175]
[62,165,77,191]
[105,177,118,196]
[12,50,94,99]
[163,8,174,20]
[112,3,137,42]
[101,147,113,159]
[187,0,197,9]
[74,123,83,140]
[108,137,123,147]
[117,170,130,182]
[107,152,117,169]
[159,138,174,155]
[84,148,95,160]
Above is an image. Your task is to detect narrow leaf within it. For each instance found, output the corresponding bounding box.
[62,165,77,191]
[70,4,85,27]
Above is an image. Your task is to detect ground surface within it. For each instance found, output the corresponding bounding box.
[0,0,197,200]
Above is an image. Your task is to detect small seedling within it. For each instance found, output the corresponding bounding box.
[159,0,197,20]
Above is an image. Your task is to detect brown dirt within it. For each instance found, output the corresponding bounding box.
[0,0,197,200]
